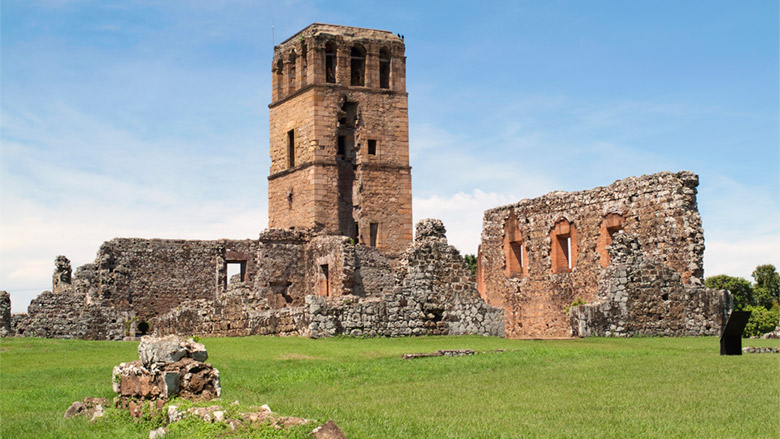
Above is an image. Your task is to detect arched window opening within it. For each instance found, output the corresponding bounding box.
[287,50,297,92]
[551,219,577,273]
[325,42,337,83]
[300,43,308,85]
[275,57,284,96]
[597,213,624,268]
[379,47,391,89]
[350,45,365,86]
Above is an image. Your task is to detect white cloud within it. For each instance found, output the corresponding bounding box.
[413,189,520,256]
[705,233,780,280]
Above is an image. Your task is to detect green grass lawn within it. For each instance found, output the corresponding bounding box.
[1,335,779,438]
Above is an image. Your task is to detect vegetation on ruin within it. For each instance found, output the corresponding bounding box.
[2,335,779,438]
[706,263,780,337]
[463,254,477,277]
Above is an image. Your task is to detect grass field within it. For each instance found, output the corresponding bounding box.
[1,335,779,438]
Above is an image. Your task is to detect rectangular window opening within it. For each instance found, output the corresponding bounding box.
[507,241,524,277]
[319,264,330,297]
[367,139,377,155]
[226,261,247,285]
[556,235,570,272]
[287,130,295,168]
[369,223,379,248]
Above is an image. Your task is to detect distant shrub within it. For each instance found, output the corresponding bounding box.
[743,305,780,338]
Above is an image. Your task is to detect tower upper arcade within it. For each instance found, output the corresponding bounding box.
[271,23,406,103]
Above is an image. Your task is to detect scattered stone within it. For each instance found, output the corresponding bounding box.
[63,397,109,420]
[402,349,476,359]
[63,401,86,419]
[742,346,780,354]
[312,419,347,439]
[761,324,780,339]
[149,427,167,439]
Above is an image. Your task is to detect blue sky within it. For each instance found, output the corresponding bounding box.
[2,0,778,312]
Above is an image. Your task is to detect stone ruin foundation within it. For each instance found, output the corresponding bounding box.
[6,219,504,340]
[477,170,731,338]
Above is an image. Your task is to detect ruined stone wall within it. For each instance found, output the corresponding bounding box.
[0,291,11,337]
[478,171,705,337]
[13,290,123,340]
[254,229,310,307]
[309,219,504,338]
[570,234,731,336]
[14,239,259,338]
[153,220,503,339]
[89,238,258,320]
[154,295,310,338]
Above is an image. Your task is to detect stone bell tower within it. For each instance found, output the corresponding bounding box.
[268,24,413,257]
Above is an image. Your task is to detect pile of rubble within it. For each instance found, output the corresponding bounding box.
[64,335,346,438]
[113,334,220,412]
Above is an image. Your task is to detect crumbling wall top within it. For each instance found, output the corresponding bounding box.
[484,170,699,216]
[415,218,447,241]
[276,23,402,51]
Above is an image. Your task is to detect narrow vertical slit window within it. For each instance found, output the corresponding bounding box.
[287,129,295,168]
[368,139,377,155]
[369,223,379,247]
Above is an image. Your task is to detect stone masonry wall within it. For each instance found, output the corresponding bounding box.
[268,24,412,258]
[478,171,706,338]
[14,239,259,338]
[153,220,503,339]
[570,233,731,336]
[309,219,505,338]
[13,289,124,340]
[0,291,11,337]
[88,238,259,320]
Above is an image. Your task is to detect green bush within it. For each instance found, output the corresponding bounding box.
[743,305,780,338]
[705,275,754,310]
